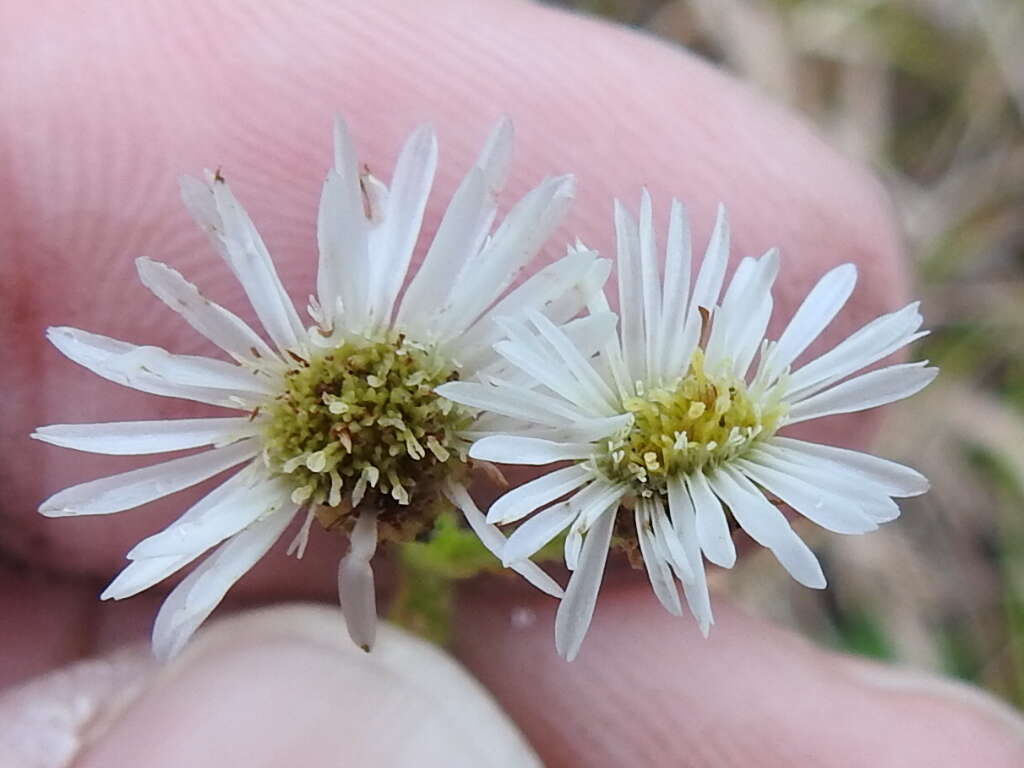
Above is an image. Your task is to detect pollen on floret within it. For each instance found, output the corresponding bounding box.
[594,350,787,497]
[261,332,473,543]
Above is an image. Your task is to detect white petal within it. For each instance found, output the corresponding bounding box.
[503,502,577,565]
[399,119,512,332]
[151,501,298,660]
[668,482,714,635]
[689,203,729,315]
[786,302,925,400]
[657,199,692,382]
[487,464,593,524]
[442,236,597,365]
[734,457,878,534]
[469,436,592,465]
[636,501,683,616]
[338,510,379,651]
[128,474,292,558]
[770,436,928,497]
[769,264,857,378]
[101,554,192,601]
[707,466,826,589]
[554,505,616,661]
[650,492,694,582]
[682,472,736,568]
[32,417,258,456]
[614,199,645,383]
[435,381,581,427]
[445,481,563,598]
[135,258,278,367]
[637,190,663,383]
[194,174,306,353]
[437,175,575,339]
[367,124,438,328]
[46,327,270,408]
[39,440,260,517]
[786,362,938,424]
[524,311,620,414]
[316,120,370,330]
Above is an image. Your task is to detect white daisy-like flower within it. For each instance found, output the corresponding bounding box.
[439,190,937,661]
[32,118,609,659]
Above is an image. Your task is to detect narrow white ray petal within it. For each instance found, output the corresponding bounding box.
[568,480,626,530]
[435,381,580,427]
[769,264,858,379]
[438,175,575,338]
[101,554,193,601]
[614,199,646,383]
[636,501,683,616]
[487,464,593,524]
[526,310,620,414]
[338,510,380,651]
[729,251,779,379]
[662,304,703,385]
[689,203,729,315]
[151,501,298,661]
[135,258,278,367]
[475,310,618,390]
[657,199,692,382]
[705,250,779,378]
[315,118,370,330]
[769,436,928,497]
[445,481,563,598]
[585,284,632,399]
[128,475,292,558]
[668,482,713,635]
[468,436,593,465]
[682,472,736,568]
[33,417,258,456]
[100,468,257,599]
[637,190,663,382]
[786,302,925,400]
[749,444,901,513]
[400,168,487,331]
[555,504,616,661]
[650,493,694,582]
[47,327,268,409]
[503,502,577,565]
[734,458,878,534]
[443,239,597,362]
[786,362,938,424]
[493,334,606,417]
[400,119,513,331]
[368,124,438,328]
[511,413,631,445]
[708,466,826,589]
[199,175,306,353]
[38,440,260,517]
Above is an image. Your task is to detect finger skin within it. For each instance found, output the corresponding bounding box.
[454,578,1024,767]
[67,606,540,768]
[0,0,904,588]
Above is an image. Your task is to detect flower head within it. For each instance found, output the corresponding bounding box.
[439,191,937,660]
[32,118,608,658]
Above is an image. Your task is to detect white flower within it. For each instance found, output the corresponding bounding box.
[33,118,608,659]
[439,190,937,661]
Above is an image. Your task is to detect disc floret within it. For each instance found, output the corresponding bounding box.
[595,351,786,497]
[262,333,473,541]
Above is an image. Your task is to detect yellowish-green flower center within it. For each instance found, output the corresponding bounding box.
[595,351,785,497]
[262,333,472,542]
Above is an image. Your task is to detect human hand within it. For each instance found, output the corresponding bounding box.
[2,0,1022,765]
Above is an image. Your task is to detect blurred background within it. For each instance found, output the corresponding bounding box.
[559,0,1024,710]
